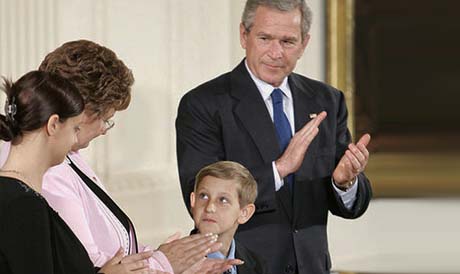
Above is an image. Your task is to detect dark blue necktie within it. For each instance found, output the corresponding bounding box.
[271,88,294,190]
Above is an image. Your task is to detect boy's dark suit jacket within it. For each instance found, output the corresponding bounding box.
[177,60,372,274]
[235,240,268,274]
[188,230,267,274]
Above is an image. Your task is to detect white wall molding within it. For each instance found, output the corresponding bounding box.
[0,0,57,79]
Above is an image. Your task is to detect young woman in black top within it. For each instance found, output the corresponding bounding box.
[0,71,155,274]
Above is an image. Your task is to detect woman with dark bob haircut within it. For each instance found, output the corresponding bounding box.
[0,71,155,274]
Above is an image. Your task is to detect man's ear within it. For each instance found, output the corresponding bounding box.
[298,33,311,59]
[190,192,196,208]
[238,203,256,225]
[45,114,61,136]
[240,23,248,50]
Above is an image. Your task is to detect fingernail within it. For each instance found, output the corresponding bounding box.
[205,232,213,237]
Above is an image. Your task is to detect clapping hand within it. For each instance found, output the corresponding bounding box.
[333,134,371,187]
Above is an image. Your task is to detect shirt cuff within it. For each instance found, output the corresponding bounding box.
[272,161,284,191]
[150,250,174,274]
[141,245,174,273]
[332,177,359,209]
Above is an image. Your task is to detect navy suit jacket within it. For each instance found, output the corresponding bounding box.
[176,60,372,274]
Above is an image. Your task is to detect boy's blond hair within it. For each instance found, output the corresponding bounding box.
[194,161,257,206]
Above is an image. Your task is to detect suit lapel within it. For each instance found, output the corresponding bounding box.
[290,74,323,159]
[230,61,294,220]
[231,61,280,164]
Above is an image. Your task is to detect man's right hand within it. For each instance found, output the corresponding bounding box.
[275,111,327,178]
[158,233,221,274]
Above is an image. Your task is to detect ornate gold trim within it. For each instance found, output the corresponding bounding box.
[326,0,355,135]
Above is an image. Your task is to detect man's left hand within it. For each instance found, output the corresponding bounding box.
[332,134,371,187]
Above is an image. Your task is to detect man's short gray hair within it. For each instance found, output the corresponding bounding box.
[242,0,312,40]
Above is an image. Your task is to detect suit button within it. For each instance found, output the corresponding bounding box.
[285,264,295,273]
[294,229,298,233]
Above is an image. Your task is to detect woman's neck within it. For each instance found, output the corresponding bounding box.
[1,135,52,192]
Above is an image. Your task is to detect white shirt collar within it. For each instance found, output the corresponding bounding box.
[244,60,291,101]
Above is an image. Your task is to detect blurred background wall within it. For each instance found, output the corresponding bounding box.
[0,0,459,273]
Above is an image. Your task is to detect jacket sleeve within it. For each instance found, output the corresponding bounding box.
[176,92,277,212]
[176,92,226,210]
[328,90,372,218]
[138,244,174,273]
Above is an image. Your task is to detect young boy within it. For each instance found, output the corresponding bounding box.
[190,161,268,274]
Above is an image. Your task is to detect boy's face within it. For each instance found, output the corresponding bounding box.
[190,176,255,238]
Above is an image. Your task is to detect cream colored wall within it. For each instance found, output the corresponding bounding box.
[0,0,326,244]
[2,0,458,272]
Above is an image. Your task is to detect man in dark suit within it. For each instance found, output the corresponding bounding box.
[176,1,372,273]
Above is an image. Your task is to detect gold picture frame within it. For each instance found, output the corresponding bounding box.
[326,0,460,197]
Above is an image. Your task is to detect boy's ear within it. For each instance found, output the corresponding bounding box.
[190,192,196,208]
[238,203,256,225]
[46,114,61,136]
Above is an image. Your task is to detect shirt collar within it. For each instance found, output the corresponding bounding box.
[207,239,237,273]
[207,239,237,274]
[207,238,236,260]
[65,151,79,164]
[244,60,291,101]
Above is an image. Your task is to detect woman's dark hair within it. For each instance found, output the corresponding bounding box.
[0,70,84,143]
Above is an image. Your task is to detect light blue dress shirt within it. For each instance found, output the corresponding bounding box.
[207,239,237,274]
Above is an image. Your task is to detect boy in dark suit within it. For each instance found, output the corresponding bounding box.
[190,161,268,274]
